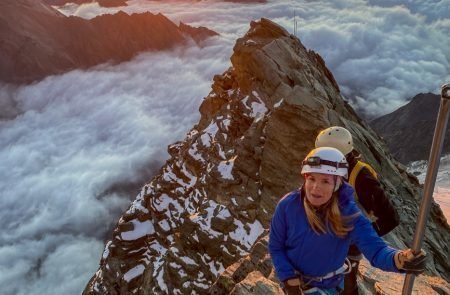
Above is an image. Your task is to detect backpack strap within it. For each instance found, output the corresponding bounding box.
[348,161,377,201]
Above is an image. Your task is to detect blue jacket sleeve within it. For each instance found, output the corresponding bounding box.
[349,203,399,272]
[268,199,296,282]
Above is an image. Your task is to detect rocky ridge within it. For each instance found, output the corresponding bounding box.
[0,0,217,84]
[84,18,450,294]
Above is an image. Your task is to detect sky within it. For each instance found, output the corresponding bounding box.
[1,0,449,294]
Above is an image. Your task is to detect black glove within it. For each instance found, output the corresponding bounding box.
[394,249,427,274]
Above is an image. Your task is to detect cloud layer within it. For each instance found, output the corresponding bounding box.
[0,39,232,294]
[1,0,449,294]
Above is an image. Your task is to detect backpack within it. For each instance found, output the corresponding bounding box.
[348,161,378,222]
[348,160,378,201]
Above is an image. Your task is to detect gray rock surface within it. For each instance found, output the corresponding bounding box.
[84,18,450,295]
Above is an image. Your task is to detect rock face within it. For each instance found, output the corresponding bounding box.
[371,93,450,164]
[83,19,450,294]
[0,0,217,84]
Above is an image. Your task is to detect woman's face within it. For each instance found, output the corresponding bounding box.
[304,173,336,207]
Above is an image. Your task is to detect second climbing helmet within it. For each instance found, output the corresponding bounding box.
[315,126,353,155]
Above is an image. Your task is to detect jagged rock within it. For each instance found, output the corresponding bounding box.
[0,0,218,84]
[371,93,450,164]
[84,18,450,295]
[230,271,281,295]
[358,259,450,294]
[179,22,219,44]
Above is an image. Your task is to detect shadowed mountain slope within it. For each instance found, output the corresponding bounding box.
[0,0,217,84]
[371,93,450,164]
[43,0,127,7]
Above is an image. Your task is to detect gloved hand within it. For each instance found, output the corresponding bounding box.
[284,278,303,295]
[394,249,427,274]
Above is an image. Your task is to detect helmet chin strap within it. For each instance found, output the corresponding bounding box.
[334,176,342,192]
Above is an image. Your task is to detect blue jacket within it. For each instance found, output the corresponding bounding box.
[269,183,399,289]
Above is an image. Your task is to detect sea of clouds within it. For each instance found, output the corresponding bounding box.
[1,0,449,294]
[62,0,450,118]
[0,41,231,294]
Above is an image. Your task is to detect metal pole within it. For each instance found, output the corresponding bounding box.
[402,84,450,294]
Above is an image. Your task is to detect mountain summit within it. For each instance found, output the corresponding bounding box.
[83,19,450,294]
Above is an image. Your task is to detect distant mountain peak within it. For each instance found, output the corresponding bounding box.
[43,0,128,8]
[0,1,218,84]
[371,92,450,163]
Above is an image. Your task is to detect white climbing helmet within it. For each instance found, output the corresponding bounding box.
[301,147,348,179]
[315,126,353,155]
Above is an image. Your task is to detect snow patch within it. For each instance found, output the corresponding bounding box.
[189,200,222,238]
[250,100,268,118]
[204,121,219,137]
[127,198,149,215]
[217,145,226,160]
[158,219,171,232]
[121,219,155,241]
[222,119,231,128]
[242,95,249,105]
[123,264,145,282]
[180,162,197,188]
[229,219,264,250]
[102,241,112,259]
[208,260,225,277]
[169,262,182,269]
[216,208,231,220]
[149,240,167,256]
[193,281,210,289]
[220,245,233,256]
[252,90,261,99]
[217,156,237,180]
[274,98,284,108]
[188,142,205,162]
[180,256,198,266]
[153,194,184,214]
[200,133,212,147]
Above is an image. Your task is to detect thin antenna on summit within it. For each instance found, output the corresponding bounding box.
[293,8,297,36]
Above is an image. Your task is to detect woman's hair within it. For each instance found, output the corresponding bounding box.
[303,190,357,238]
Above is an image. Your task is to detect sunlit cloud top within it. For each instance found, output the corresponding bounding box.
[59,0,450,118]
